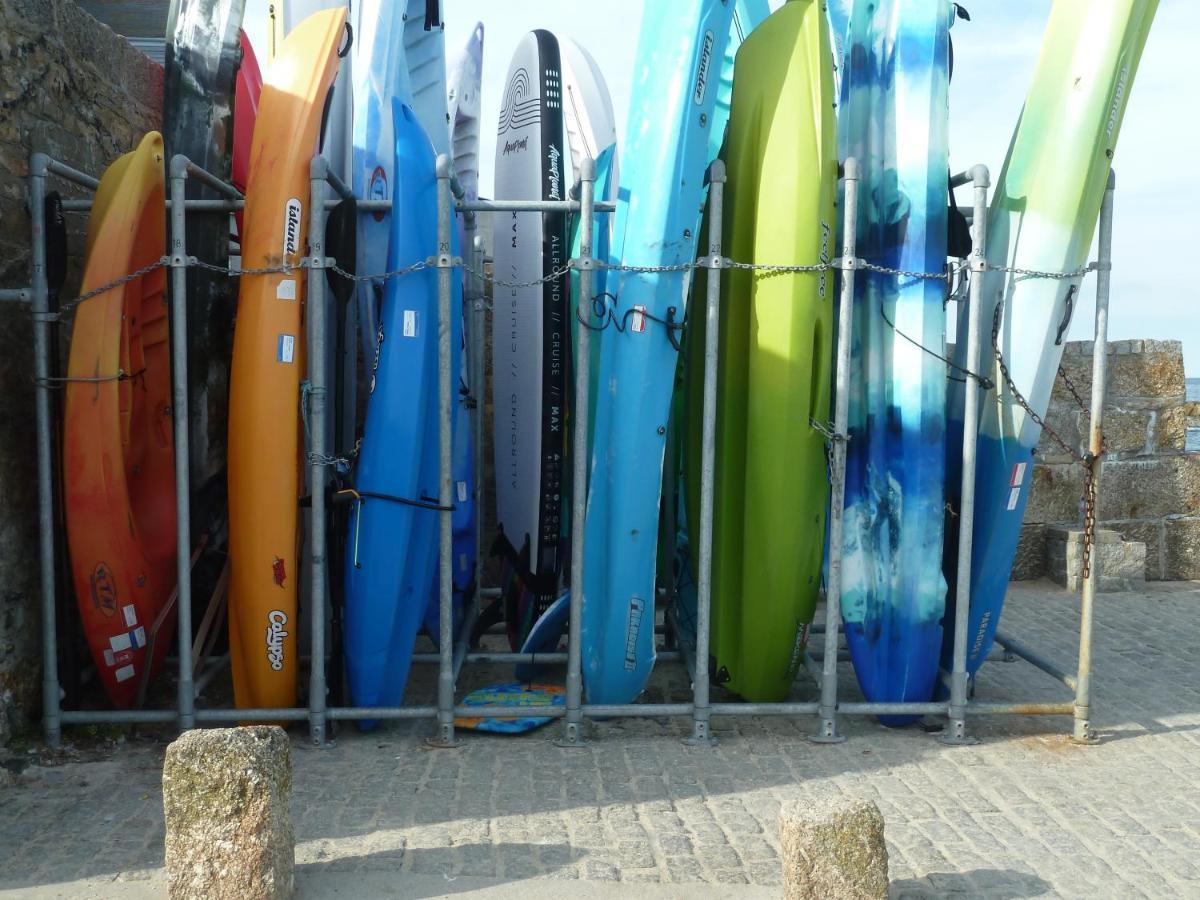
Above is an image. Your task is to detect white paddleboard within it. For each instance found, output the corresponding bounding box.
[492,30,570,628]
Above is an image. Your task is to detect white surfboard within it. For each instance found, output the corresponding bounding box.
[492,30,570,642]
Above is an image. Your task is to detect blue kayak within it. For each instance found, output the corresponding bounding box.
[833,0,954,724]
[581,0,745,706]
[343,101,445,726]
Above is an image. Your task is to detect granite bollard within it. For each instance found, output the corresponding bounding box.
[162,726,294,899]
[780,795,888,899]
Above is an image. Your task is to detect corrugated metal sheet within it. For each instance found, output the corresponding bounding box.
[126,36,167,67]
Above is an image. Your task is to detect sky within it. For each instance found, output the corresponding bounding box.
[245,1,1199,375]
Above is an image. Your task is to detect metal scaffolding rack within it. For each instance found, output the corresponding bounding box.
[2,147,1116,750]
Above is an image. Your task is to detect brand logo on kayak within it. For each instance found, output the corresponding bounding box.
[283,198,302,256]
[547,144,563,200]
[90,562,117,617]
[369,167,387,222]
[266,610,288,671]
[624,596,646,671]
[502,136,528,156]
[694,30,715,105]
[1105,66,1129,141]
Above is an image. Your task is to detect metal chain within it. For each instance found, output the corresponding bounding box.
[990,300,1102,579]
[992,262,1096,281]
[858,259,964,281]
[463,261,571,289]
[809,417,846,446]
[1058,363,1088,410]
[329,260,429,283]
[55,257,170,319]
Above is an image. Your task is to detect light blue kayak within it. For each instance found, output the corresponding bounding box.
[353,0,414,363]
[423,21,482,646]
[834,0,954,724]
[403,0,449,160]
[343,101,443,726]
[581,0,745,706]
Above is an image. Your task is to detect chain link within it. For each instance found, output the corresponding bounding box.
[992,262,1096,281]
[809,417,846,446]
[1058,363,1088,410]
[54,257,170,319]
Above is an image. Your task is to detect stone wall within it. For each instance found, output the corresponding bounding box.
[1019,340,1200,582]
[0,0,162,742]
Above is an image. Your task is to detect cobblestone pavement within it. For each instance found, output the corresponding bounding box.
[2,580,1199,898]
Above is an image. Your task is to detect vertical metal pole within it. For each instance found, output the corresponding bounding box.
[941,164,990,746]
[561,157,596,748]
[812,158,859,744]
[1073,170,1115,745]
[687,161,725,747]
[433,155,458,748]
[168,156,196,730]
[470,232,486,603]
[307,157,330,746]
[30,153,61,747]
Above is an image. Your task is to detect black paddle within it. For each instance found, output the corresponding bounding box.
[322,196,357,715]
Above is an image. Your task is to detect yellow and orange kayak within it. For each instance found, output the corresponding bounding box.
[228,7,345,711]
[63,132,175,708]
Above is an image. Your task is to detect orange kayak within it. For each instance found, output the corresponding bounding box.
[227,7,346,710]
[63,132,175,709]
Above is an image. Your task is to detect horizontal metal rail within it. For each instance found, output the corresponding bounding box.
[458,198,616,214]
[994,631,1078,690]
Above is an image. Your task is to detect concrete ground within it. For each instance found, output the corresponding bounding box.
[2,580,1199,898]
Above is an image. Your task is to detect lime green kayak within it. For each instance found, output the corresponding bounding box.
[684,0,838,702]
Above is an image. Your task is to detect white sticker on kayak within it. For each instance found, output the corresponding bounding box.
[631,305,647,334]
[283,198,302,256]
[457,480,468,503]
[115,665,135,683]
[110,632,132,653]
[276,279,296,301]
[103,648,115,667]
[403,310,417,338]
[1007,486,1021,511]
[121,604,137,628]
[277,334,296,364]
[1009,462,1027,487]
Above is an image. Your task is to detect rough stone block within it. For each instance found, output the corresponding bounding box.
[1165,518,1200,581]
[1035,401,1085,462]
[163,727,294,900]
[1097,456,1200,522]
[1045,527,1146,592]
[1108,519,1166,581]
[1025,463,1084,525]
[1154,404,1192,454]
[1053,340,1186,407]
[780,795,887,900]
[1097,407,1155,457]
[1012,524,1046,580]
